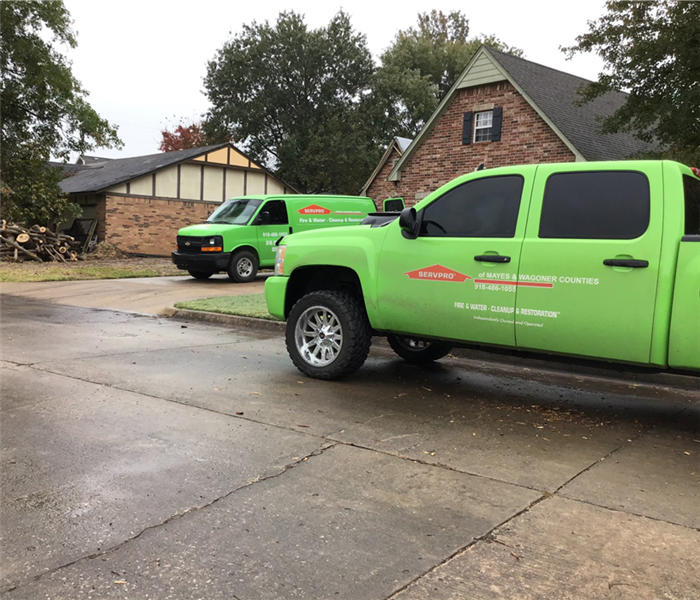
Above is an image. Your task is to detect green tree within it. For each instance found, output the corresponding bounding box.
[204,11,386,194]
[377,10,523,135]
[563,0,700,164]
[1,1,121,225]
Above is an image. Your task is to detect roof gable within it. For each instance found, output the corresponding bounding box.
[389,46,652,180]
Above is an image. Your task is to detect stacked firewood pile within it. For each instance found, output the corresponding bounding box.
[0,221,82,262]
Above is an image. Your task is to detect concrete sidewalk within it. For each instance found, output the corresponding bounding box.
[0,273,270,316]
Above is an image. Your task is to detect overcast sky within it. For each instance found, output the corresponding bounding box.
[63,0,608,160]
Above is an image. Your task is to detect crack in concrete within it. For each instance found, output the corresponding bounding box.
[333,439,543,493]
[384,491,550,600]
[380,420,699,599]
[26,363,333,441]
[1,443,337,596]
[559,495,700,533]
[2,335,269,368]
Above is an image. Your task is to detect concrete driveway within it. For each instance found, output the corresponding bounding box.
[1,292,698,599]
[0,273,270,316]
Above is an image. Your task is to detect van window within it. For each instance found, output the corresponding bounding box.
[683,174,700,235]
[208,198,262,225]
[255,200,288,225]
[539,171,650,239]
[420,175,524,237]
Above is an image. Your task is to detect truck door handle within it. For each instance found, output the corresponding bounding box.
[474,255,510,263]
[603,259,649,268]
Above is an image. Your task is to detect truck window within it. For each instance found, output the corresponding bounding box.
[419,175,524,237]
[257,200,288,225]
[683,175,700,235]
[539,171,649,239]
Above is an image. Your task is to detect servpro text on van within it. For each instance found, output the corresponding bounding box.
[172,195,376,282]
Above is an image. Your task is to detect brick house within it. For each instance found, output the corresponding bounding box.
[368,46,650,207]
[59,143,294,256]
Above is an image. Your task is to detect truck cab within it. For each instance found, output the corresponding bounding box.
[265,161,700,379]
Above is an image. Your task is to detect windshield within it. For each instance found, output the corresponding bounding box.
[207,199,263,225]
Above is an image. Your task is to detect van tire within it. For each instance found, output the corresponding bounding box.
[227,250,258,283]
[286,290,371,380]
[387,334,451,363]
[188,270,212,280]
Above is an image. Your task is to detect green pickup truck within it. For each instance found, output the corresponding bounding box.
[265,161,700,379]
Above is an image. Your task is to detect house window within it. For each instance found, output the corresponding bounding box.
[473,111,493,143]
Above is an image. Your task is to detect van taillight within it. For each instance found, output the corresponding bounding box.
[691,167,700,178]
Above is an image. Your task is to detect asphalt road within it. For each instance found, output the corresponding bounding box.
[1,294,699,599]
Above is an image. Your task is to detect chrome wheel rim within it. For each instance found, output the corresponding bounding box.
[237,257,254,278]
[295,306,343,367]
[397,337,430,352]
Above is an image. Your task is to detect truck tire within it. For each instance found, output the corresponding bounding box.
[286,290,371,380]
[387,334,451,363]
[227,250,258,283]
[188,270,212,280]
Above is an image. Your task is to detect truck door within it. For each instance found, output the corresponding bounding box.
[254,200,289,265]
[376,167,534,347]
[515,165,663,364]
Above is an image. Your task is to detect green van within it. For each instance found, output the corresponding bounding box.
[172,194,375,282]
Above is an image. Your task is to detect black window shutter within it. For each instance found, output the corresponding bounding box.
[491,107,503,142]
[462,112,473,145]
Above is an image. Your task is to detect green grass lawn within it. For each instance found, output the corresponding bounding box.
[174,294,274,320]
[0,265,180,282]
[0,258,181,282]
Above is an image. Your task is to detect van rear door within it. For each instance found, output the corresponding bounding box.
[515,164,663,364]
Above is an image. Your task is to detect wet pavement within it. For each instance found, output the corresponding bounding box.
[1,295,699,599]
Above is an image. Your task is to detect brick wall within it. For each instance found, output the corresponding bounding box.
[104,195,218,256]
[374,82,576,207]
[366,147,403,209]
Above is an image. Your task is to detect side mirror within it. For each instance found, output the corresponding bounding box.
[383,197,405,212]
[399,207,418,239]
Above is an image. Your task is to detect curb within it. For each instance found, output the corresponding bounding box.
[162,307,285,333]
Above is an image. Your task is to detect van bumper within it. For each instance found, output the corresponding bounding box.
[171,251,231,273]
[265,276,289,321]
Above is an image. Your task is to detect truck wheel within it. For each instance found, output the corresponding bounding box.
[387,334,451,363]
[227,250,258,283]
[188,270,212,280]
[286,290,371,380]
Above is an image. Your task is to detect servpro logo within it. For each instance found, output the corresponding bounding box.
[298,204,331,215]
[405,265,472,283]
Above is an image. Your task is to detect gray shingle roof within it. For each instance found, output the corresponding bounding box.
[58,144,228,194]
[487,47,653,161]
